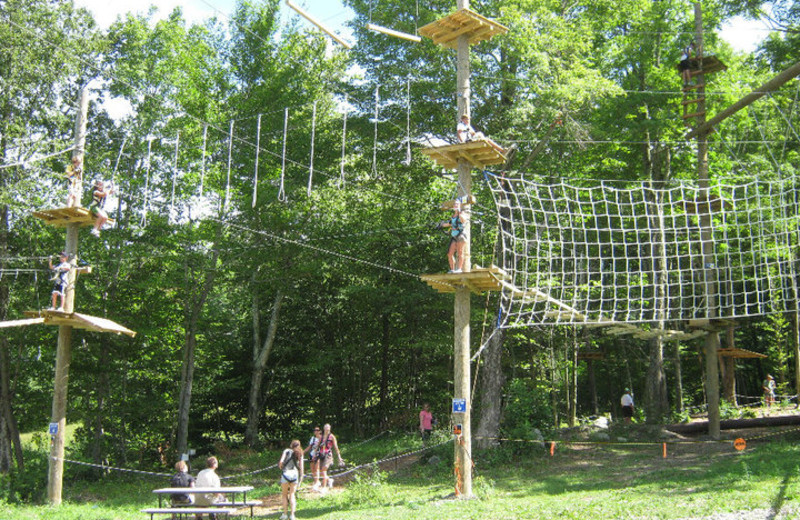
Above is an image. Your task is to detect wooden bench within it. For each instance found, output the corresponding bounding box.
[141,507,237,519]
[216,500,261,517]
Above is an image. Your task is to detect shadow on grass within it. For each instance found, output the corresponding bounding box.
[767,470,792,520]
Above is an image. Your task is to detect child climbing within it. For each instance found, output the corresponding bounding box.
[49,252,71,312]
[436,200,468,273]
[89,179,112,237]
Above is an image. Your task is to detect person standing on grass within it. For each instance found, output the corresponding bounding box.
[763,374,776,408]
[419,403,433,445]
[279,439,304,520]
[304,426,322,490]
[621,388,634,424]
[318,423,344,491]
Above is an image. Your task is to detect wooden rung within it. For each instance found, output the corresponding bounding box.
[683,83,705,92]
[682,111,705,119]
[681,98,703,105]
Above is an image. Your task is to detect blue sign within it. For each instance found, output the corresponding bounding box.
[452,398,467,413]
[48,423,58,435]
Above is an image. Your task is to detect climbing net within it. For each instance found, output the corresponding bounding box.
[485,173,800,328]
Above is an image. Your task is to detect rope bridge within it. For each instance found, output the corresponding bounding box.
[485,173,799,328]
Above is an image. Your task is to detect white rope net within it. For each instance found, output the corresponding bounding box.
[485,173,799,328]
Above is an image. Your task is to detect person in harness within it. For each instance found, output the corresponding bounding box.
[437,200,468,273]
[315,423,344,491]
[88,179,112,237]
[48,252,71,312]
[65,156,82,208]
[279,439,304,520]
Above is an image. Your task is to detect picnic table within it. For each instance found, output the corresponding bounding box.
[143,486,259,519]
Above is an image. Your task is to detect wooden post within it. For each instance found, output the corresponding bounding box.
[47,87,87,505]
[693,3,721,439]
[453,0,473,498]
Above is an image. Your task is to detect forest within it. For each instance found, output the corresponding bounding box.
[1,0,799,501]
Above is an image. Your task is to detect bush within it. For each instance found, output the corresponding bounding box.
[0,448,49,504]
[500,378,553,442]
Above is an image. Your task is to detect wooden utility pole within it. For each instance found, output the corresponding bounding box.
[453,0,473,497]
[693,3,721,439]
[418,3,508,500]
[47,87,88,504]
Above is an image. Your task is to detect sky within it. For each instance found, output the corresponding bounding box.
[73,0,773,53]
[74,0,355,39]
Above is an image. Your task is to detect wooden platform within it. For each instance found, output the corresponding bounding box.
[421,140,507,170]
[23,309,136,337]
[688,318,738,331]
[718,347,767,359]
[676,55,728,75]
[32,206,114,228]
[420,265,509,294]
[418,8,508,49]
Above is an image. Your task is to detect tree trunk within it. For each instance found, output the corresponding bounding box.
[645,337,669,424]
[474,326,505,449]
[378,312,390,430]
[244,289,284,447]
[176,227,221,455]
[568,329,578,427]
[587,359,598,415]
[0,204,22,473]
[673,342,684,413]
[720,327,736,404]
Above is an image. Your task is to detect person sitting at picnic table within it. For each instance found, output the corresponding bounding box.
[194,456,224,519]
[169,460,195,506]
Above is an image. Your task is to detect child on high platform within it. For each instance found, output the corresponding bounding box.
[65,156,82,208]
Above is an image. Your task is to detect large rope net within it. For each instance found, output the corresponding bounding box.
[485,173,799,329]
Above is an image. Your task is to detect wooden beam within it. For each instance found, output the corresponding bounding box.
[686,59,800,139]
[285,0,352,49]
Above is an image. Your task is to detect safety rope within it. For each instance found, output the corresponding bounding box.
[308,101,317,197]
[253,114,262,208]
[278,108,288,202]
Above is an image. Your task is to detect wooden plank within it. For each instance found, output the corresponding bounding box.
[32,206,116,229]
[0,317,45,329]
[23,310,136,337]
[682,111,706,119]
[418,8,508,49]
[682,98,703,105]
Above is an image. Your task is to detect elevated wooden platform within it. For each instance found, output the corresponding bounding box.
[421,265,509,294]
[718,347,766,359]
[676,55,728,75]
[23,309,136,337]
[421,140,507,170]
[419,8,508,49]
[688,318,738,331]
[32,206,114,228]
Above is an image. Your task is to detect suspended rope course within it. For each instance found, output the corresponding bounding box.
[485,172,800,328]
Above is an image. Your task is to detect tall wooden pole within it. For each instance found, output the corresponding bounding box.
[693,3,721,439]
[454,0,473,498]
[47,87,88,504]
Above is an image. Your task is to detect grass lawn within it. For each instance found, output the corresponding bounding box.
[2,427,799,519]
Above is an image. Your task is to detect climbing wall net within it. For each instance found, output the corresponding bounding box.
[485,173,800,328]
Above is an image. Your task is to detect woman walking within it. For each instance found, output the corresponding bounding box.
[279,439,304,520]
